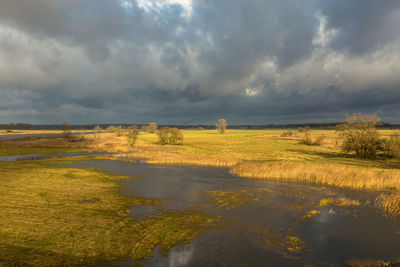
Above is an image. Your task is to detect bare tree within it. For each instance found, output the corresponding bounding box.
[148,122,158,133]
[61,122,72,139]
[93,125,102,139]
[126,125,139,148]
[216,118,227,134]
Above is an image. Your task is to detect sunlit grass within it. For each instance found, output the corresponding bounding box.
[376,192,400,217]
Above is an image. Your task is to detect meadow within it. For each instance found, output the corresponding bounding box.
[1,128,400,265]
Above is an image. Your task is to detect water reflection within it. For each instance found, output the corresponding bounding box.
[69,160,400,266]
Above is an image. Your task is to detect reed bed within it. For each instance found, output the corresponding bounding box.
[231,162,400,190]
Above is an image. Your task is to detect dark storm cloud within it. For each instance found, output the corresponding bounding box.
[319,0,400,55]
[0,0,400,124]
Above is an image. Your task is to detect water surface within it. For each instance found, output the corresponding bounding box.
[70,160,400,266]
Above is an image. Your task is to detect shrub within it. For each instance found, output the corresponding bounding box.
[298,128,324,146]
[281,130,294,137]
[158,127,183,145]
[216,118,227,134]
[381,133,400,158]
[337,113,383,158]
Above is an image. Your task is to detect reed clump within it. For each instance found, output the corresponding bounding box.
[376,192,400,217]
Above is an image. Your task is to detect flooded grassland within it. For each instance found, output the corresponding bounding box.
[1,130,400,266]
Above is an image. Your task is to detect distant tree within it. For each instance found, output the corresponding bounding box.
[106,125,116,133]
[126,125,139,148]
[61,122,72,139]
[141,125,148,132]
[148,122,158,133]
[93,125,102,139]
[216,118,227,134]
[337,113,383,158]
[114,125,123,136]
[158,127,183,145]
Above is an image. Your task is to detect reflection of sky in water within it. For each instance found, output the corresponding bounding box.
[168,245,194,267]
[69,160,400,266]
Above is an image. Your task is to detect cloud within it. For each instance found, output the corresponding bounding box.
[0,0,400,124]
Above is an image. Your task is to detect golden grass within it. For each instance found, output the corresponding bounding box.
[3,129,400,217]
[231,162,400,190]
[376,192,400,217]
[319,197,360,207]
[0,160,220,265]
[300,210,320,221]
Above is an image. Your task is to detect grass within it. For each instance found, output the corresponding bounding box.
[319,197,360,207]
[0,160,220,265]
[376,192,400,217]
[1,128,399,264]
[300,210,320,221]
[3,129,400,214]
[345,258,400,267]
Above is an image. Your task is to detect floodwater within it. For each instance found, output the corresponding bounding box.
[0,131,93,140]
[68,160,400,266]
[0,152,112,161]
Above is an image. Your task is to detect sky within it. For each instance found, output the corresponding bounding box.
[1,0,400,125]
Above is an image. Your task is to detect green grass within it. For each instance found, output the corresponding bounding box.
[138,129,400,169]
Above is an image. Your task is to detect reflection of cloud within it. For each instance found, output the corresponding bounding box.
[169,245,194,266]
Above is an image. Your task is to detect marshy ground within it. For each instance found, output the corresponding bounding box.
[0,129,399,266]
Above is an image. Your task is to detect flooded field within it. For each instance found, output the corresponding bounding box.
[68,160,400,266]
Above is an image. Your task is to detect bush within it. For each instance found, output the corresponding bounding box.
[299,131,312,145]
[337,113,383,158]
[381,134,400,158]
[158,127,183,145]
[298,127,325,146]
[281,130,294,137]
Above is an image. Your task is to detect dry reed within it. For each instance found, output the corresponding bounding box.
[376,192,400,217]
[231,162,400,190]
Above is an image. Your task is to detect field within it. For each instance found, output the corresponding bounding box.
[1,128,400,265]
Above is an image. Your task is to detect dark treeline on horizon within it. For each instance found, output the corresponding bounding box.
[1,122,399,130]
